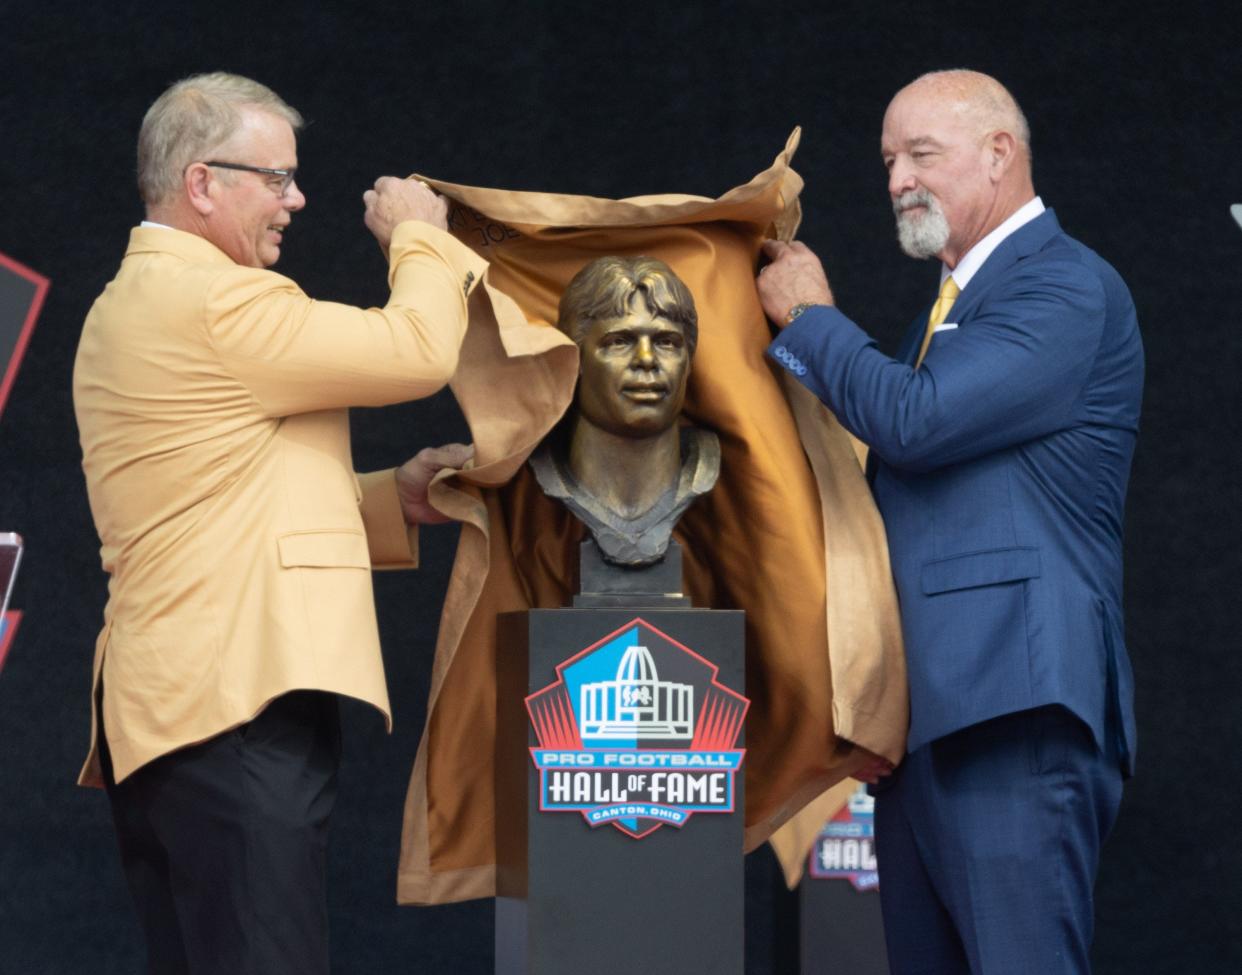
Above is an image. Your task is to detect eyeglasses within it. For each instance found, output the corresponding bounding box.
[204,161,298,197]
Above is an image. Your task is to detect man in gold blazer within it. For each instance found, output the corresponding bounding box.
[72,72,488,974]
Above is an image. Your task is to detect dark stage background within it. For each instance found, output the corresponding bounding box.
[2,2,1239,972]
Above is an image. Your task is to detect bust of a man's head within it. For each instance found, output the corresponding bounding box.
[533,255,719,570]
[556,256,698,439]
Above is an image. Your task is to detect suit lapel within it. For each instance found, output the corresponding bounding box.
[871,210,1065,482]
[946,208,1063,326]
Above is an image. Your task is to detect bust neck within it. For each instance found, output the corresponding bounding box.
[566,416,682,520]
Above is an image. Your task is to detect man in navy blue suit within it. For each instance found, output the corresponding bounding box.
[758,70,1142,973]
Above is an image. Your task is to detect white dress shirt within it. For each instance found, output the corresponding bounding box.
[941,196,1046,292]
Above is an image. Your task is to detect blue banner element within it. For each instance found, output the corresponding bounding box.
[532,749,743,770]
[585,803,688,827]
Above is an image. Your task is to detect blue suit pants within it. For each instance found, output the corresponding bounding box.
[874,706,1123,974]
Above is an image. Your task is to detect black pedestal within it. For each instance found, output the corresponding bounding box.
[800,871,889,973]
[800,783,889,973]
[495,603,746,975]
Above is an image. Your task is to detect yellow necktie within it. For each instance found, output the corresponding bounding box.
[916,276,960,368]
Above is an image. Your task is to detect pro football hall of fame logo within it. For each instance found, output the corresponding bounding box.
[808,784,879,891]
[526,617,748,839]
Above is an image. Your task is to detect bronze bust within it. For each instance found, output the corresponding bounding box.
[530,256,720,567]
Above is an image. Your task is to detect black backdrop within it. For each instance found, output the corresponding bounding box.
[2,2,1239,972]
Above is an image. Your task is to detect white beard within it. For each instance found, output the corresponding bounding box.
[894,190,950,260]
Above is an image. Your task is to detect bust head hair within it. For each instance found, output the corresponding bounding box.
[556,256,698,356]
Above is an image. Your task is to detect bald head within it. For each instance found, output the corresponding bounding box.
[882,70,1036,267]
[901,70,1031,158]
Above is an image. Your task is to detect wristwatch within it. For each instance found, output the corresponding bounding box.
[784,302,818,325]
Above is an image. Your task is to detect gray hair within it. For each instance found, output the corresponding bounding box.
[556,256,699,355]
[137,72,303,207]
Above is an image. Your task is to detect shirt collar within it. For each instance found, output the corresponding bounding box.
[126,224,237,266]
[942,196,1045,290]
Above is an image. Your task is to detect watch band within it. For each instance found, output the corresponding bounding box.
[784,302,818,325]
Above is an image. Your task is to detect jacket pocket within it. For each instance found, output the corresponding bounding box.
[921,546,1041,595]
[276,529,370,569]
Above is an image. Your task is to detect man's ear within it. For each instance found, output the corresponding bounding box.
[185,163,215,216]
[987,130,1019,182]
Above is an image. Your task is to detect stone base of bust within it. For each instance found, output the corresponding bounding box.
[573,540,690,608]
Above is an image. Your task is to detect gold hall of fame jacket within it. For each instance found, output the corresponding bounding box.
[73,220,490,787]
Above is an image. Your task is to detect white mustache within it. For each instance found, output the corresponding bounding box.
[893,189,936,215]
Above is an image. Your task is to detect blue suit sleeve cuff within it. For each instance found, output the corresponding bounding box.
[768,339,810,377]
[766,305,840,379]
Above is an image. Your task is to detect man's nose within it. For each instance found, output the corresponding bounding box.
[285,179,307,212]
[888,161,917,200]
[632,336,657,368]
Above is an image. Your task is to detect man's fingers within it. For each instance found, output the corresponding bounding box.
[851,754,895,786]
[416,442,474,472]
[364,175,451,237]
[835,743,893,787]
[761,239,814,261]
[395,444,474,526]
[761,239,789,260]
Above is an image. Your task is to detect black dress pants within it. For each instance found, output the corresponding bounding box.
[100,691,342,975]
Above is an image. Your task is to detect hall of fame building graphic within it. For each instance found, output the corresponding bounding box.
[526,618,748,839]
[808,784,879,891]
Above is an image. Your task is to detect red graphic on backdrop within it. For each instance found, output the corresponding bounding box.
[0,251,50,421]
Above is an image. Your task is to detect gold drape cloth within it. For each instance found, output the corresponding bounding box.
[768,778,863,889]
[398,131,907,904]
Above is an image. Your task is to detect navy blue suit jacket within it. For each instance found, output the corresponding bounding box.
[769,210,1143,773]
